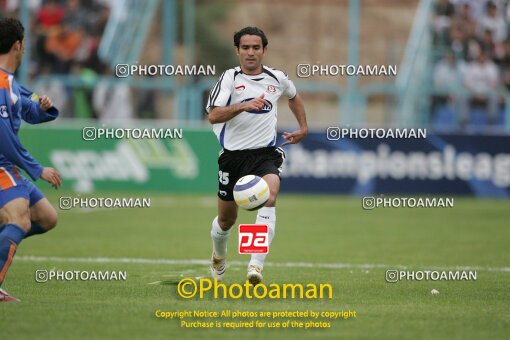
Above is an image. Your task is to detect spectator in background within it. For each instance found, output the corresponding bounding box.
[45,24,83,73]
[502,67,510,91]
[432,0,509,127]
[463,50,500,121]
[496,39,510,91]
[435,0,456,19]
[495,39,510,69]
[2,0,114,119]
[434,51,465,93]
[433,0,456,45]
[478,1,507,44]
[453,2,477,41]
[432,50,465,114]
[453,0,486,21]
[62,0,89,31]
[479,29,498,59]
[35,0,65,72]
[449,24,470,59]
[34,0,110,75]
[449,23,482,61]
[71,26,96,66]
[37,0,64,31]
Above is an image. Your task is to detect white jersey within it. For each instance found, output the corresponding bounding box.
[206,65,297,151]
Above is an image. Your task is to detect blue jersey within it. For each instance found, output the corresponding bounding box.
[0,67,59,181]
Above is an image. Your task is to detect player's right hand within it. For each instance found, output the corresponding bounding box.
[242,93,270,111]
[41,167,62,189]
[39,96,53,111]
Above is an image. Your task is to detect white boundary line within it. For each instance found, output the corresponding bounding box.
[16,256,510,273]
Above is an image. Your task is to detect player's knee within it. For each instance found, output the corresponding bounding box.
[39,209,58,230]
[265,194,277,207]
[218,215,237,229]
[35,206,58,231]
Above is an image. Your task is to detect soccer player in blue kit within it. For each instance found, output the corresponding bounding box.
[206,27,308,284]
[0,18,62,302]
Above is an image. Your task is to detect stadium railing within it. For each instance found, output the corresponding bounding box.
[98,0,160,69]
[395,0,434,128]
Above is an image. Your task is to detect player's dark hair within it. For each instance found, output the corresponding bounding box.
[0,18,24,54]
[234,27,268,48]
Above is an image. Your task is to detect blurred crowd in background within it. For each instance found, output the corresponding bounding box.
[2,0,510,128]
[1,0,110,74]
[432,0,510,129]
[0,0,136,120]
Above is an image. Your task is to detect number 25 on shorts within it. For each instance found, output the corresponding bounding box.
[219,171,229,185]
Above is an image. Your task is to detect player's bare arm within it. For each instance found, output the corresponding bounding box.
[282,93,308,145]
[208,94,270,124]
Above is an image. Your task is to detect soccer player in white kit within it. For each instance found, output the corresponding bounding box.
[206,27,308,284]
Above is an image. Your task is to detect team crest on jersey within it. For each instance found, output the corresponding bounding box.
[241,98,273,114]
[30,92,40,102]
[0,105,8,118]
[235,85,246,93]
[266,85,277,94]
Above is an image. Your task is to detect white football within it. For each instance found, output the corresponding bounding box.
[233,175,270,211]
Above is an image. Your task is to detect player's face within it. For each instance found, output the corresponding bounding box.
[237,35,265,74]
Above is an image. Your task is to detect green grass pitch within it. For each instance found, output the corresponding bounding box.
[1,192,509,339]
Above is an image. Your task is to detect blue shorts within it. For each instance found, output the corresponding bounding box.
[0,167,44,208]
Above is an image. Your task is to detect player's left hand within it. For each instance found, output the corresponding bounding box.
[281,128,308,146]
[41,167,62,190]
[39,96,53,111]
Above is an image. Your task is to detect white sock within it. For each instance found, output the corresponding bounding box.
[211,216,231,258]
[249,207,276,270]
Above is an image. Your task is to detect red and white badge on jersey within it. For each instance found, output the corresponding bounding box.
[238,224,268,254]
[266,85,277,94]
